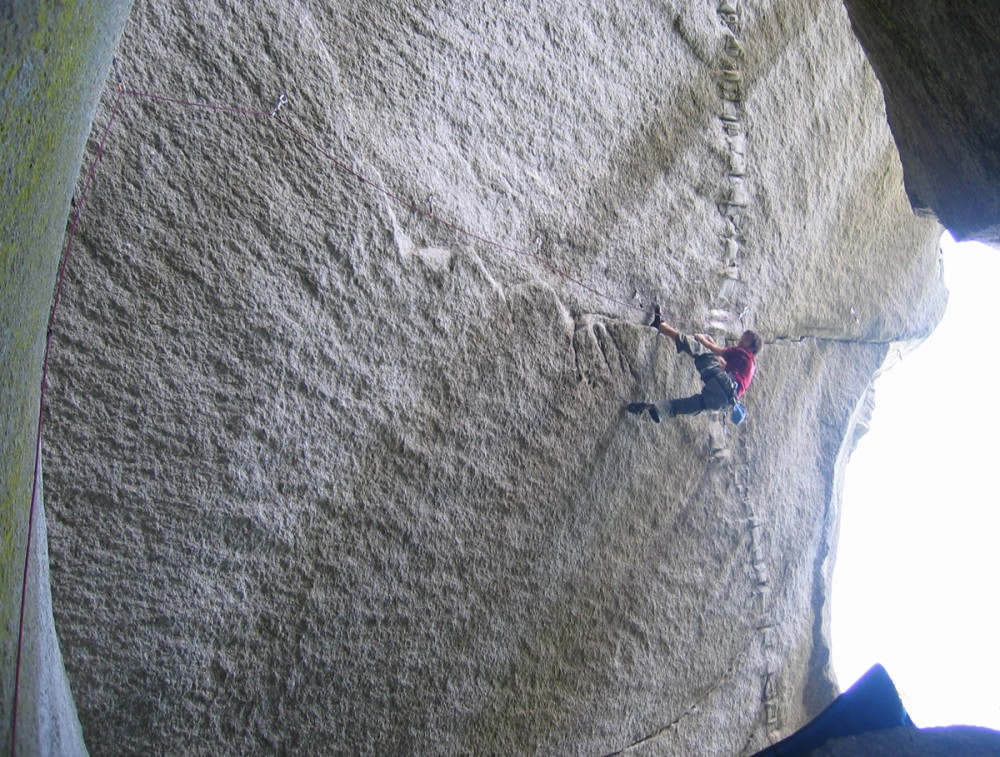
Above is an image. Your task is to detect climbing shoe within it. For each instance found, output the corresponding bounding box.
[626,402,661,423]
[649,304,663,328]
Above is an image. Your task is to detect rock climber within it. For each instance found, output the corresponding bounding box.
[627,306,761,422]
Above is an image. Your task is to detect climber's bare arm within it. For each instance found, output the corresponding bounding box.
[695,333,727,358]
[650,307,720,358]
[655,321,681,341]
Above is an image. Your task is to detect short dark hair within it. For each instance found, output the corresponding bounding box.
[740,330,763,354]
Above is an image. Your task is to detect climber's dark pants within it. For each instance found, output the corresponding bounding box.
[656,333,737,417]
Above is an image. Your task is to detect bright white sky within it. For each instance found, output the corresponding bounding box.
[832,232,1000,729]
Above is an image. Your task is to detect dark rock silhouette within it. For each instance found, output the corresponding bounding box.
[843,0,1000,244]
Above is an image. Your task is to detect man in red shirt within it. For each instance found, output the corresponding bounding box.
[627,308,761,423]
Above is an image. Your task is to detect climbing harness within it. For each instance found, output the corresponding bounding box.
[723,369,746,425]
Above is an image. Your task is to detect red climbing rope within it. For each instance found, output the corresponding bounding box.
[127,88,272,119]
[10,85,125,757]
[11,71,655,753]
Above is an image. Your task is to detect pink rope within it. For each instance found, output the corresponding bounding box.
[10,87,125,757]
[127,88,272,119]
[11,77,654,753]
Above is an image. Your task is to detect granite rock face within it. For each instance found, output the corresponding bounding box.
[5,0,951,754]
[842,0,1000,244]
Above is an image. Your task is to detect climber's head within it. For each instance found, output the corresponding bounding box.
[739,330,762,355]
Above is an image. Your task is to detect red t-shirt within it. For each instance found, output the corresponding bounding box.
[722,346,756,397]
